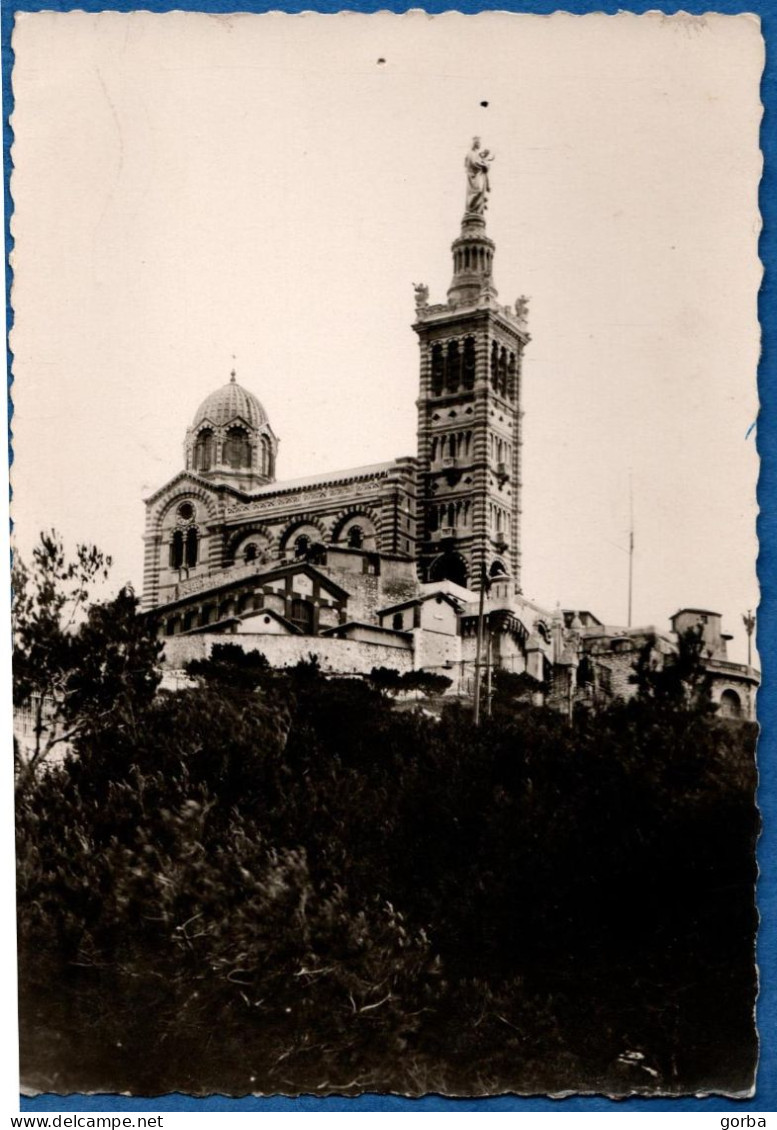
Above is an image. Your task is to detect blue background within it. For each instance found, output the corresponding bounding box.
[4,0,774,1113]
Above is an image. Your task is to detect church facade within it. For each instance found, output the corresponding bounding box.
[141,142,758,721]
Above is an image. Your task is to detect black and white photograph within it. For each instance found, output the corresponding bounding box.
[9,11,763,1097]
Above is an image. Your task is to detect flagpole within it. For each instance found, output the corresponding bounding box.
[628,472,634,628]
[473,566,487,725]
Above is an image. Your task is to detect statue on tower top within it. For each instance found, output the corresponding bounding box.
[464,136,494,215]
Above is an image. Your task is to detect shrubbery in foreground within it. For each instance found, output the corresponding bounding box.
[14,543,758,1095]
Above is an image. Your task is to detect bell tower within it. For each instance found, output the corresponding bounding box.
[414,139,530,592]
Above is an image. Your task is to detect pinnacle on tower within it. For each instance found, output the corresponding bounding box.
[447,137,498,307]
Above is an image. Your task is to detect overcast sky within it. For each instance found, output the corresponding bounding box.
[9,10,762,661]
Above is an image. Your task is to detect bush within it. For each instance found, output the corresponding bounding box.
[16,609,758,1095]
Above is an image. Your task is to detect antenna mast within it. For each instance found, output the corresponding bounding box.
[627,473,634,628]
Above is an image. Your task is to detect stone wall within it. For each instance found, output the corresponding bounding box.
[323,568,380,624]
[338,624,412,649]
[592,651,639,702]
[322,561,419,625]
[411,626,461,671]
[161,632,415,676]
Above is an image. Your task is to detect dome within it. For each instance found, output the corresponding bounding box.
[193,374,270,430]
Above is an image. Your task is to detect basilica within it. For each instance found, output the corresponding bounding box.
[141,142,758,721]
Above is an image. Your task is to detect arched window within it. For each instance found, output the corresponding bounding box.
[392,612,404,631]
[576,656,594,687]
[347,525,364,549]
[185,527,199,568]
[490,559,508,578]
[170,529,184,570]
[719,689,743,719]
[429,552,468,588]
[463,337,476,389]
[294,534,310,560]
[260,436,271,476]
[194,429,214,472]
[498,347,508,395]
[244,543,258,563]
[290,598,315,634]
[446,341,461,392]
[224,427,252,469]
[507,353,516,399]
[431,345,445,397]
[491,341,499,389]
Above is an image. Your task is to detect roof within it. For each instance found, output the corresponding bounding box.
[181,607,303,636]
[144,469,231,507]
[419,579,475,601]
[321,621,413,641]
[378,592,463,617]
[146,459,416,510]
[237,607,303,634]
[562,609,604,628]
[182,615,241,635]
[240,460,407,500]
[193,376,270,430]
[670,608,722,621]
[146,560,351,615]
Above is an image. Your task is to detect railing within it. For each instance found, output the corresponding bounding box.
[706,658,760,681]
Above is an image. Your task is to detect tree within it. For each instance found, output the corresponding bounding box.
[15,619,758,1093]
[367,668,452,699]
[368,666,404,695]
[12,531,162,789]
[186,642,270,691]
[64,585,164,737]
[13,531,110,777]
[400,670,452,698]
[630,626,715,715]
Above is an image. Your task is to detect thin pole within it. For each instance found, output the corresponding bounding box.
[473,568,487,725]
[486,625,493,718]
[627,473,634,628]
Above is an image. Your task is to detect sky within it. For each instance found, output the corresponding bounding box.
[8,10,763,662]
